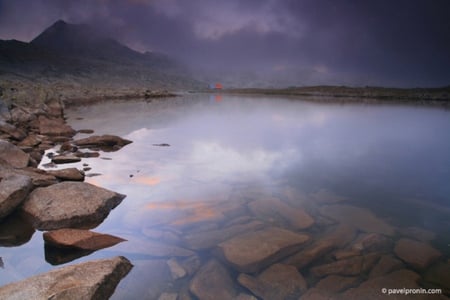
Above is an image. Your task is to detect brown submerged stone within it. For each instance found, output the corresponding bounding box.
[394,238,442,269]
[189,259,238,300]
[238,263,308,299]
[217,227,310,273]
[315,275,360,293]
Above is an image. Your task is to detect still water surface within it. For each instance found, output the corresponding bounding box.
[1,95,449,298]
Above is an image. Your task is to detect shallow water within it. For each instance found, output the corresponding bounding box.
[1,95,450,298]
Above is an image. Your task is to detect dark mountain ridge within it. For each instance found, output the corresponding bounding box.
[0,20,203,89]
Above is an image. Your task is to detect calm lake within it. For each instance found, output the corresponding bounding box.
[1,94,450,298]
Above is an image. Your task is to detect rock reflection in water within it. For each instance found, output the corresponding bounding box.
[0,211,35,247]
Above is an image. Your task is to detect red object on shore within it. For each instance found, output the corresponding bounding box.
[215,83,223,89]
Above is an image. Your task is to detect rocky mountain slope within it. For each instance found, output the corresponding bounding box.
[0,20,205,104]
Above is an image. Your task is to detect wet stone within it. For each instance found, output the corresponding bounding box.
[398,226,437,242]
[310,253,381,278]
[341,269,437,300]
[369,254,404,279]
[394,238,442,270]
[184,220,265,250]
[315,275,360,293]
[299,288,334,300]
[217,226,310,273]
[284,224,356,268]
[0,140,30,168]
[351,233,393,253]
[189,259,238,300]
[238,263,308,299]
[43,228,126,250]
[0,174,33,219]
[37,115,76,137]
[167,258,187,280]
[320,204,396,236]
[22,181,125,230]
[248,196,315,229]
[51,155,81,164]
[0,256,132,300]
[422,262,450,296]
[47,168,85,181]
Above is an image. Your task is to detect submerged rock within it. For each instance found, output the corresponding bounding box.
[248,196,315,229]
[73,134,132,151]
[0,174,32,219]
[0,140,30,168]
[310,253,381,278]
[315,275,360,293]
[189,259,238,300]
[51,155,82,164]
[284,224,356,268]
[217,227,310,273]
[394,238,442,269]
[22,181,125,230]
[422,262,450,296]
[238,263,308,299]
[0,256,133,299]
[369,254,404,279]
[320,204,396,236]
[43,228,126,250]
[184,220,265,250]
[341,269,438,300]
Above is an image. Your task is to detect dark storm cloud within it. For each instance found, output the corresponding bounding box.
[0,0,449,86]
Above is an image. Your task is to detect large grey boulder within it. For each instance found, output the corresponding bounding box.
[0,256,133,300]
[22,182,125,230]
[0,140,30,168]
[0,174,33,219]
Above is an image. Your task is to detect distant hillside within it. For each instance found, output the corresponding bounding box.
[0,20,205,98]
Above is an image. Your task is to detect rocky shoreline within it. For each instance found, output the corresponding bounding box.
[0,96,134,297]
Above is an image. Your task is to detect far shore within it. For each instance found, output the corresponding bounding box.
[196,85,450,106]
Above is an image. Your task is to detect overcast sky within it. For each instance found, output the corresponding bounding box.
[1,0,449,87]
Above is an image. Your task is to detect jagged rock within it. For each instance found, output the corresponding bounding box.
[0,140,30,168]
[310,253,381,278]
[22,181,125,230]
[0,121,26,140]
[341,269,439,300]
[37,115,76,137]
[369,255,404,278]
[189,259,238,300]
[238,263,307,299]
[73,134,132,151]
[320,204,396,236]
[315,275,360,293]
[422,262,450,296]
[0,174,33,219]
[248,196,314,229]
[47,168,84,181]
[18,134,42,147]
[0,166,57,187]
[51,155,81,164]
[0,256,132,299]
[284,224,356,268]
[43,228,126,250]
[184,220,265,250]
[394,238,442,269]
[217,227,310,273]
